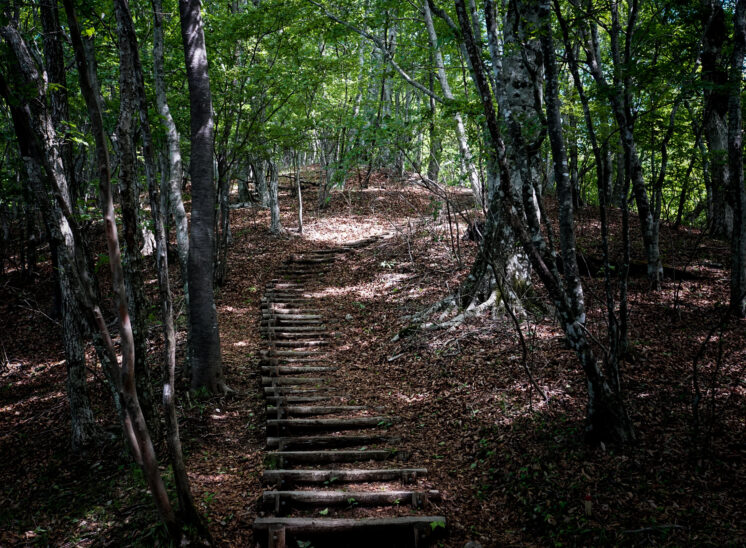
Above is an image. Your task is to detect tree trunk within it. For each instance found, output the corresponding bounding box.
[179,0,227,393]
[268,160,284,234]
[455,0,634,443]
[215,157,231,286]
[423,0,481,208]
[152,0,189,304]
[701,1,734,239]
[539,0,631,438]
[585,8,663,288]
[728,0,746,316]
[62,2,181,536]
[115,0,210,535]
[114,4,157,435]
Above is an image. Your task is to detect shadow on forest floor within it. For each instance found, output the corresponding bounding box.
[1,171,744,546]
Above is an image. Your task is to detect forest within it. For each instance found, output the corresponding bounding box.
[0,0,745,546]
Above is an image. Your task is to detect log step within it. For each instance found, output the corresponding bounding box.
[266,434,400,450]
[261,366,337,375]
[254,516,446,548]
[261,350,325,358]
[261,326,327,332]
[272,340,329,347]
[260,320,325,326]
[263,387,339,395]
[266,449,393,464]
[265,396,335,405]
[266,332,331,340]
[261,377,327,386]
[266,417,392,433]
[266,405,369,416]
[263,468,428,486]
[262,490,441,512]
[261,313,323,320]
[262,307,322,315]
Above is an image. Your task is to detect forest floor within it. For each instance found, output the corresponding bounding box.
[1,169,745,547]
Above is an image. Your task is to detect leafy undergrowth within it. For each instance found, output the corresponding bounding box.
[1,171,744,546]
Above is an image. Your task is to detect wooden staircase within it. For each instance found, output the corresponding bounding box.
[253,237,446,548]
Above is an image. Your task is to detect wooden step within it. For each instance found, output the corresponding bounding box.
[262,490,441,512]
[266,416,391,433]
[263,468,427,486]
[263,387,338,395]
[265,396,334,405]
[260,350,325,358]
[261,377,327,386]
[266,405,369,416]
[254,516,445,548]
[272,340,329,347]
[261,366,337,375]
[261,319,325,326]
[261,325,326,332]
[262,313,323,321]
[266,434,399,450]
[266,449,393,465]
[262,307,321,315]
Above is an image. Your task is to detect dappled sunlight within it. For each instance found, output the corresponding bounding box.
[0,389,65,415]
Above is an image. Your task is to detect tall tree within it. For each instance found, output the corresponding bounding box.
[179,0,227,392]
[454,0,634,443]
[729,0,746,316]
[114,0,209,533]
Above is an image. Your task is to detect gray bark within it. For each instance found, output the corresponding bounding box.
[62,2,181,536]
[114,3,156,435]
[152,0,189,301]
[117,0,209,535]
[423,0,482,208]
[268,160,284,234]
[584,4,662,288]
[454,0,634,443]
[179,0,227,393]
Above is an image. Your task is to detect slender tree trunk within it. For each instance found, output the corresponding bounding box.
[115,0,209,534]
[584,6,663,288]
[38,0,98,449]
[539,0,630,435]
[179,0,227,393]
[62,2,181,536]
[152,0,189,305]
[268,160,284,234]
[423,0,481,208]
[427,50,442,183]
[702,1,734,239]
[295,151,303,234]
[455,0,634,443]
[114,6,157,435]
[215,157,231,286]
[728,0,746,316]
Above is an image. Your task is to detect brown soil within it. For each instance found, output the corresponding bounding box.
[1,171,744,546]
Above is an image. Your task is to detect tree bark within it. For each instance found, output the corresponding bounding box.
[61,2,181,536]
[584,3,663,288]
[701,1,734,239]
[114,2,157,435]
[728,0,746,316]
[152,0,189,303]
[454,0,634,443]
[423,0,482,208]
[268,160,284,234]
[115,0,210,535]
[179,0,227,393]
